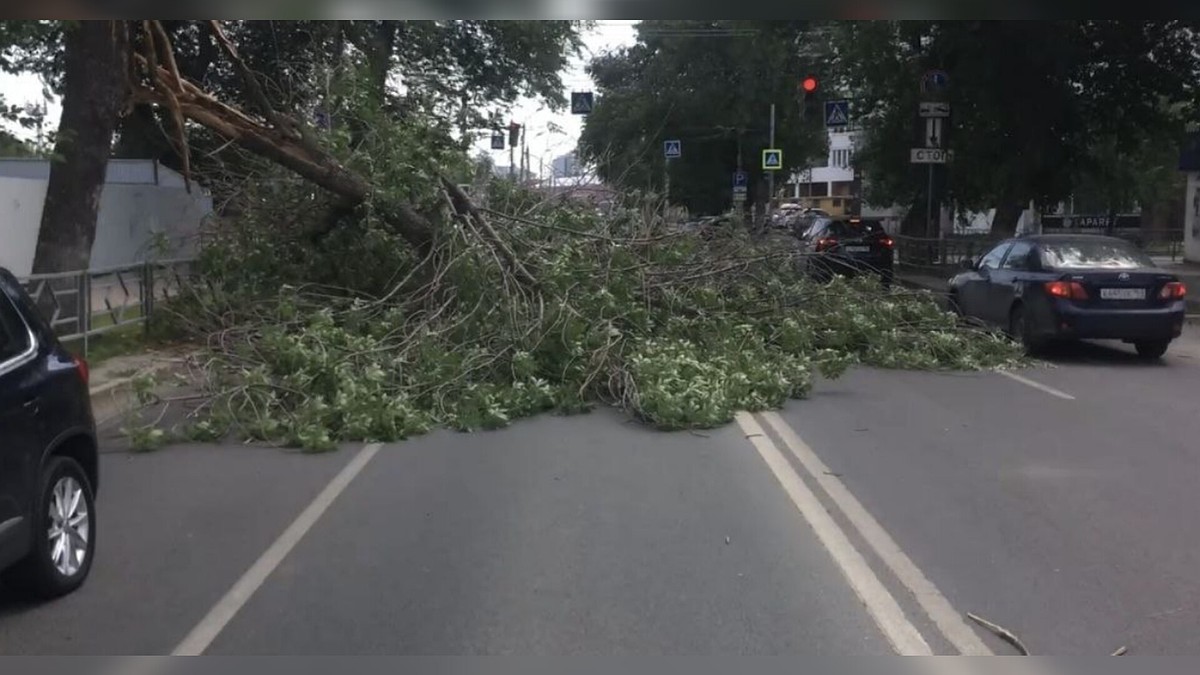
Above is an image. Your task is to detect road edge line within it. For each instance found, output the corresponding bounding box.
[172,442,384,656]
[995,370,1075,400]
[759,410,994,656]
[734,411,932,655]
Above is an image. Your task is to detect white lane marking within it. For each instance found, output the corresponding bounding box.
[173,442,384,656]
[735,411,932,655]
[995,370,1076,400]
[760,411,994,655]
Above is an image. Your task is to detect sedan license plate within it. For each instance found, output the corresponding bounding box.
[1100,288,1145,300]
[844,246,870,253]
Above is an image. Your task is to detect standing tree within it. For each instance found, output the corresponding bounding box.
[579,20,827,217]
[31,20,127,273]
[832,20,1200,236]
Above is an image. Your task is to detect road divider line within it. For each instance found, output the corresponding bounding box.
[172,442,384,656]
[735,411,932,655]
[760,411,994,655]
[995,370,1076,400]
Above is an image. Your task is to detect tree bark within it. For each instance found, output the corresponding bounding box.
[991,200,1025,237]
[32,21,128,274]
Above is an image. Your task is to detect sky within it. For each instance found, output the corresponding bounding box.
[470,19,637,174]
[0,20,640,175]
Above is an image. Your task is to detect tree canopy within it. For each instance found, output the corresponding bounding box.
[579,20,828,216]
[830,20,1200,234]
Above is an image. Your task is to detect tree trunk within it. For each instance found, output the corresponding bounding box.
[991,200,1025,237]
[32,21,128,274]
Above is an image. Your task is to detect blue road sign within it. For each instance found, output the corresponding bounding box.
[762,149,783,171]
[571,91,594,115]
[733,170,749,187]
[825,99,850,127]
[921,69,950,94]
[664,140,682,159]
[490,133,505,150]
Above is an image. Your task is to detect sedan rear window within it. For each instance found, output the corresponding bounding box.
[826,220,884,238]
[1039,239,1153,270]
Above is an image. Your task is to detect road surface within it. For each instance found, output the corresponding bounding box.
[4,335,1200,655]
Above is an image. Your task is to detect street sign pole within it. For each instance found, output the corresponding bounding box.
[665,159,670,204]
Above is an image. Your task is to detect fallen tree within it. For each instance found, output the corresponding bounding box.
[111,21,1023,451]
[132,183,1024,452]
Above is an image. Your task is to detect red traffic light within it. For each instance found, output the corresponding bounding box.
[802,76,819,93]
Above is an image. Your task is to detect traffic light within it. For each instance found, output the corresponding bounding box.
[801,75,820,120]
[508,121,522,147]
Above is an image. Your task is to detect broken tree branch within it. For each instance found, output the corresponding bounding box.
[441,176,537,287]
[967,612,1030,656]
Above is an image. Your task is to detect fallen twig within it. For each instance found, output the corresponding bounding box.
[967,612,1030,655]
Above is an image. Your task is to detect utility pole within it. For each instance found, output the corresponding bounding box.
[926,163,935,238]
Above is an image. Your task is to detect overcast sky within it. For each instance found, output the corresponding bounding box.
[1,20,639,175]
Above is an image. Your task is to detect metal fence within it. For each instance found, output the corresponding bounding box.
[19,259,196,356]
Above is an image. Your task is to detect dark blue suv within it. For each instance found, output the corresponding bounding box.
[0,267,98,599]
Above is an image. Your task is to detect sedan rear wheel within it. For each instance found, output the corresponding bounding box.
[1134,339,1169,360]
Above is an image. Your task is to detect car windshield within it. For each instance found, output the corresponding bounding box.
[1039,239,1153,269]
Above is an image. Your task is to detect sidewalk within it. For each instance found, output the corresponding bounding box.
[88,349,193,426]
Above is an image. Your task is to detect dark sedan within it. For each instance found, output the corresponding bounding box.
[948,235,1186,358]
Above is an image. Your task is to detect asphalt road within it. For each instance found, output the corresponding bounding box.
[4,334,1200,654]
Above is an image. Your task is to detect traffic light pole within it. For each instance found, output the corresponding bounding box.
[767,103,776,223]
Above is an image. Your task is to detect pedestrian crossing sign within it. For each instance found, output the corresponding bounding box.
[825,99,850,127]
[762,149,783,171]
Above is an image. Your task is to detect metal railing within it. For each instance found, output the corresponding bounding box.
[894,234,1002,277]
[19,259,196,356]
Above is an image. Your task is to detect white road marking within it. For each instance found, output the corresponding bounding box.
[172,442,384,656]
[760,411,994,655]
[995,370,1076,400]
[735,411,933,655]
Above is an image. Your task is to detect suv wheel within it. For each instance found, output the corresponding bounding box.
[1,457,96,599]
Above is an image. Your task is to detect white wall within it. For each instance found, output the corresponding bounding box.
[0,177,48,277]
[1185,173,1200,264]
[0,176,209,277]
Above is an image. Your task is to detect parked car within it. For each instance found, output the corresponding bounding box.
[0,266,98,599]
[793,215,894,285]
[948,235,1187,358]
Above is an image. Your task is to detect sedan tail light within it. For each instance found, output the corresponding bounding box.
[1045,280,1089,301]
[73,355,89,386]
[878,236,895,249]
[1160,281,1187,300]
[815,237,838,252]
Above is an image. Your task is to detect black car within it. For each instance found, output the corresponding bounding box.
[0,267,98,599]
[948,235,1186,358]
[793,215,894,285]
